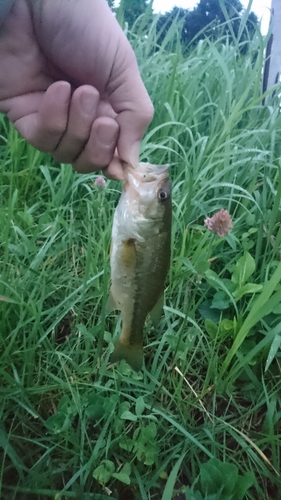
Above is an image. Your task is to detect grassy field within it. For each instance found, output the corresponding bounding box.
[1,10,281,500]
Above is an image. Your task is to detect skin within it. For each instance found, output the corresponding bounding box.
[0,0,154,179]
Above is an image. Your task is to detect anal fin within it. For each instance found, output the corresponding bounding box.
[149,293,164,328]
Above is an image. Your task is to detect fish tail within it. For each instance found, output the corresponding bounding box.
[110,340,143,371]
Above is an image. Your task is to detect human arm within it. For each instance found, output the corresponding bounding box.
[0,0,154,178]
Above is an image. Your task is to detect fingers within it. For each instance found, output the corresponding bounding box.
[29,81,71,151]
[10,81,121,174]
[35,83,120,173]
[72,116,119,173]
[52,85,100,163]
[11,81,71,151]
[52,86,119,172]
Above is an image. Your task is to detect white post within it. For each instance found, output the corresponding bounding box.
[264,0,281,94]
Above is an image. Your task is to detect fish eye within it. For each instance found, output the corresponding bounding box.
[158,189,169,201]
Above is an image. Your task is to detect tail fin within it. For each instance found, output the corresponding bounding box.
[110,341,143,371]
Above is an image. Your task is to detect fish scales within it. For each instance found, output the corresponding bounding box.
[108,162,172,371]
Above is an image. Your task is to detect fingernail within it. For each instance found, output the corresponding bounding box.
[97,122,119,146]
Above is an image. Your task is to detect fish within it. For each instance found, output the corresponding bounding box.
[107,162,172,371]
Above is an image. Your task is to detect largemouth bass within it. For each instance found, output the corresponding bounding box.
[107,162,172,371]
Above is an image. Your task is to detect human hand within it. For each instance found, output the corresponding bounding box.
[0,0,154,179]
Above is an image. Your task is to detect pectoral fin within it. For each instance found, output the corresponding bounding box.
[121,238,136,269]
[149,293,164,328]
[106,291,120,313]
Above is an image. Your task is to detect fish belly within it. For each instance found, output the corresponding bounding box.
[109,218,169,370]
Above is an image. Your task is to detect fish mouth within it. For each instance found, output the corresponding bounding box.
[122,161,170,182]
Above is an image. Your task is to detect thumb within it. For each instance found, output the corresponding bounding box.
[108,56,154,165]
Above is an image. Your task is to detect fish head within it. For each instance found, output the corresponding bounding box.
[123,162,172,221]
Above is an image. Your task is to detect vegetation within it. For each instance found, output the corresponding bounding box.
[156,3,257,54]
[115,0,152,28]
[113,0,258,50]
[1,8,281,500]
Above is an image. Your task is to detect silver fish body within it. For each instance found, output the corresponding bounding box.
[108,162,172,371]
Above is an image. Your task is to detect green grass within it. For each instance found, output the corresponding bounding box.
[1,12,281,500]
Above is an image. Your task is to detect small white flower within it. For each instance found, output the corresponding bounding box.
[94,176,106,189]
[204,209,233,237]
